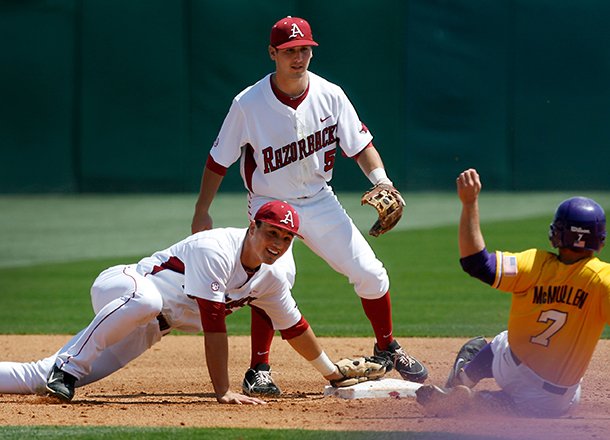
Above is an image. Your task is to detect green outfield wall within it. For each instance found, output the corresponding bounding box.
[2,0,609,193]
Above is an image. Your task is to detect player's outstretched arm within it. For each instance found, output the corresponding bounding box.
[283,326,389,386]
[204,331,266,405]
[457,168,486,258]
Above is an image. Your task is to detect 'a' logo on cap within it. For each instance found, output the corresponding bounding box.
[290,23,305,39]
[280,210,295,228]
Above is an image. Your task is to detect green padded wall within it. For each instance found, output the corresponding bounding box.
[2,1,610,193]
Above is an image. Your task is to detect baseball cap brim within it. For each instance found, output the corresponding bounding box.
[274,40,319,49]
[262,220,303,239]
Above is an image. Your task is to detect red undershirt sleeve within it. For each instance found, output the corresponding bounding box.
[346,142,374,160]
[196,297,227,333]
[206,155,228,176]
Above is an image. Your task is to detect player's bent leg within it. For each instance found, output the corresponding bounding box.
[46,317,165,402]
[90,264,132,313]
[242,363,281,397]
[297,194,428,382]
[0,357,55,395]
[249,305,274,368]
[54,268,163,381]
[445,336,489,388]
[79,318,165,387]
[243,306,281,396]
[0,330,89,396]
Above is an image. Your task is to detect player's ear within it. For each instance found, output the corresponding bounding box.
[248,220,257,236]
[268,45,277,61]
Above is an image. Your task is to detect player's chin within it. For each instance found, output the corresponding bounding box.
[290,66,306,75]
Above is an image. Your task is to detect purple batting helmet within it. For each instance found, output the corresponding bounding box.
[549,197,606,252]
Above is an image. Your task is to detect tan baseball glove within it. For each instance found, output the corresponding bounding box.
[329,355,391,387]
[361,183,405,237]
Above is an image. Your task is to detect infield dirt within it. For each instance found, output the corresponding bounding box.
[1,335,609,439]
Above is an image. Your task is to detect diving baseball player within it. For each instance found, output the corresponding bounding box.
[191,16,427,396]
[0,201,389,404]
[416,168,610,417]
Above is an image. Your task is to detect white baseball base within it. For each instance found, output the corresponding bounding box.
[324,378,423,399]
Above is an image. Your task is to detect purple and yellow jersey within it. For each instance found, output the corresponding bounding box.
[493,249,610,386]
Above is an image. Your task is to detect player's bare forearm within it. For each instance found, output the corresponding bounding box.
[204,332,266,405]
[356,145,385,177]
[203,332,231,400]
[285,327,324,361]
[192,167,224,233]
[457,169,486,257]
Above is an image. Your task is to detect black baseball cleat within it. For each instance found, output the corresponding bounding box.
[45,364,77,402]
[242,363,281,397]
[416,384,473,417]
[445,336,488,388]
[374,340,428,383]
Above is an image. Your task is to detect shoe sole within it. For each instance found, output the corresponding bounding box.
[242,384,281,397]
[396,362,429,383]
[243,390,281,397]
[400,370,428,383]
[45,385,73,403]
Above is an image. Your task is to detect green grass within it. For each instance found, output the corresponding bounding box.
[1,192,609,438]
[4,213,606,338]
[0,426,497,439]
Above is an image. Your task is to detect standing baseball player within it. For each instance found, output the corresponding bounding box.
[191,16,427,396]
[0,201,389,403]
[416,168,610,417]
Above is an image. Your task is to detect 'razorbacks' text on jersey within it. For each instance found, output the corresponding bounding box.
[210,72,373,199]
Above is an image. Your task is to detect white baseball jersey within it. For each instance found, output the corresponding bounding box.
[0,227,300,394]
[210,71,373,199]
[137,227,299,332]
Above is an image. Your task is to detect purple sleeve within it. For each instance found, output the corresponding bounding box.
[459,248,496,285]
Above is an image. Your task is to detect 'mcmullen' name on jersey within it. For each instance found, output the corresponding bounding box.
[532,285,589,309]
[262,123,338,173]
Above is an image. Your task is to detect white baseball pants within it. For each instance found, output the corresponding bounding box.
[249,186,390,299]
[0,265,168,394]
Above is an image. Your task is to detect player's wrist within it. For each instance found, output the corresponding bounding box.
[367,168,393,186]
[310,351,337,377]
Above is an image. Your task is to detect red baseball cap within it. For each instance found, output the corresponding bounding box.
[270,16,319,49]
[254,200,302,238]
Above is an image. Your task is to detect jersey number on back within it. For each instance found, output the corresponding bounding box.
[530,309,568,347]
